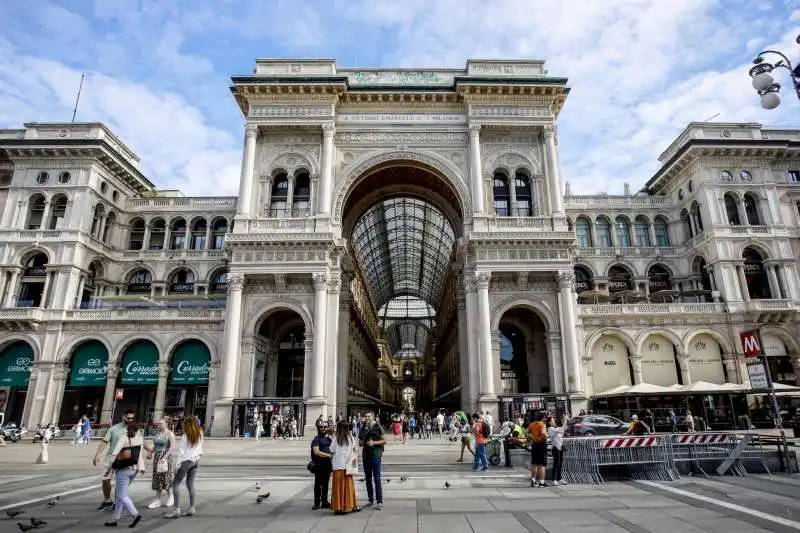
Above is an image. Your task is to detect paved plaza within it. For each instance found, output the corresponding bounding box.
[0,437,799,533]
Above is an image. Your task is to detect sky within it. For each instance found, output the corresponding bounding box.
[1,0,799,196]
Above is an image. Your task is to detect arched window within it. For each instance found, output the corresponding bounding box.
[128,218,146,250]
[211,218,227,250]
[634,216,651,246]
[575,217,592,248]
[269,173,289,217]
[210,270,228,293]
[615,216,631,247]
[18,253,49,307]
[608,265,633,293]
[148,218,165,250]
[492,171,510,216]
[292,172,311,217]
[574,266,594,293]
[692,257,714,302]
[48,194,67,230]
[25,194,46,230]
[168,268,195,294]
[654,217,670,247]
[126,269,152,293]
[743,193,761,225]
[515,172,534,216]
[680,209,693,241]
[743,247,771,299]
[647,264,672,293]
[169,218,186,250]
[724,194,740,225]
[190,218,207,250]
[102,211,116,243]
[90,204,105,238]
[595,216,612,247]
[690,201,703,233]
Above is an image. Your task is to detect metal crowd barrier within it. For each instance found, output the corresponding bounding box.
[561,432,772,484]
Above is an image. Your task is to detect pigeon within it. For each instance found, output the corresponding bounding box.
[46,496,59,507]
[385,478,391,483]
[445,481,451,488]
[17,523,34,532]
[6,510,24,518]
[30,518,47,528]
[399,475,407,482]
[256,492,271,504]
[255,482,261,492]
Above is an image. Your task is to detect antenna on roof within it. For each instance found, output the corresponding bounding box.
[71,73,85,123]
[703,112,720,122]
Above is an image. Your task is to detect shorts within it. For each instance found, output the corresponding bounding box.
[101,457,114,481]
[530,442,547,466]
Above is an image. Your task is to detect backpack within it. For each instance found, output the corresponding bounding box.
[532,422,547,443]
[480,421,490,438]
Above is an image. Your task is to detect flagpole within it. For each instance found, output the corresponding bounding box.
[71,73,85,123]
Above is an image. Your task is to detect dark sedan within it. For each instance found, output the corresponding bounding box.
[565,415,629,436]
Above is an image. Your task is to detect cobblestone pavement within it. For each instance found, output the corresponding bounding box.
[0,436,799,532]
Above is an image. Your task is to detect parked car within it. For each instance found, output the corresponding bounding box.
[565,415,629,436]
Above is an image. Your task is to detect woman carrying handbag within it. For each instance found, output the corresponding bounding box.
[148,417,176,509]
[104,422,152,528]
[328,420,361,515]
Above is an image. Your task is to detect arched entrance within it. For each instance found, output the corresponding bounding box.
[167,340,210,419]
[340,162,464,413]
[58,340,109,425]
[0,340,34,424]
[497,307,549,395]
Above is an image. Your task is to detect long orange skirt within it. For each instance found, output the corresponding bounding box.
[330,469,357,512]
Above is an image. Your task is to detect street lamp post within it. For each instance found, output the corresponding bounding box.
[749,34,800,110]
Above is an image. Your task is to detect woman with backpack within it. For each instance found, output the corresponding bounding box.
[104,422,151,527]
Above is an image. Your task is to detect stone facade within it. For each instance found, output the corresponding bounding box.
[0,60,797,435]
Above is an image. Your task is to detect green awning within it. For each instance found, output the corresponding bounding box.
[69,341,109,387]
[0,341,33,388]
[121,341,159,385]
[171,340,210,385]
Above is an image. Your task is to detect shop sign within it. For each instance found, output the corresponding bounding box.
[69,350,108,387]
[170,345,210,385]
[0,356,32,388]
[747,361,769,389]
[121,356,158,385]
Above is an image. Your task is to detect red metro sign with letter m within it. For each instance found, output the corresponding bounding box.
[740,330,761,358]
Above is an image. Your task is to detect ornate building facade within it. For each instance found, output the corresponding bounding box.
[0,59,798,435]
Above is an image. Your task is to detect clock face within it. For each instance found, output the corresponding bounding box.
[740,170,752,182]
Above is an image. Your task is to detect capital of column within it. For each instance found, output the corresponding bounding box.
[245,124,258,138]
[543,124,556,139]
[106,364,120,379]
[322,123,336,137]
[157,361,170,379]
[312,272,328,291]
[468,123,481,136]
[557,271,575,290]
[475,271,491,290]
[227,273,245,293]
[327,274,341,294]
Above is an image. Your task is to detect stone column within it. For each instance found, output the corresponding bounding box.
[40,200,52,231]
[781,264,800,300]
[219,273,245,400]
[236,125,258,219]
[491,330,502,394]
[456,290,471,411]
[44,364,69,425]
[262,176,273,217]
[153,361,169,421]
[464,276,480,412]
[310,273,328,400]
[546,333,565,393]
[302,339,313,400]
[508,175,518,216]
[100,364,119,425]
[335,273,351,418]
[40,270,53,308]
[475,272,495,400]
[319,124,335,215]
[766,265,781,299]
[325,275,341,414]
[286,175,296,218]
[736,265,750,302]
[630,357,643,385]
[141,224,151,251]
[265,350,279,397]
[543,125,564,215]
[75,275,86,308]
[723,356,740,384]
[558,271,583,393]
[309,177,318,216]
[3,268,19,307]
[677,354,691,386]
[468,124,485,214]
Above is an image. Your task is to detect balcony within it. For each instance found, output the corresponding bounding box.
[564,195,673,209]
[0,229,78,242]
[579,302,726,317]
[121,249,226,259]
[248,218,316,232]
[574,246,679,258]
[718,225,771,236]
[487,216,552,231]
[0,307,44,321]
[64,307,225,321]
[126,197,237,210]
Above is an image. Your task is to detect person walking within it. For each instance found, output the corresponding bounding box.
[71,417,83,445]
[548,416,567,485]
[484,411,494,435]
[329,420,361,515]
[165,416,203,519]
[147,417,175,510]
[457,414,475,463]
[93,409,136,512]
[401,417,410,445]
[104,421,150,528]
[271,415,278,439]
[255,414,264,442]
[685,410,696,433]
[358,411,385,510]
[81,415,93,445]
[471,413,489,471]
[527,413,548,487]
[290,417,299,440]
[436,411,444,436]
[408,415,416,439]
[310,420,332,510]
[668,409,678,432]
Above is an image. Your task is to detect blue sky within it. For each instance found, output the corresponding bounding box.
[1,0,798,196]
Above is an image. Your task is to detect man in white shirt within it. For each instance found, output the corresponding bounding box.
[435,412,445,436]
[484,411,494,435]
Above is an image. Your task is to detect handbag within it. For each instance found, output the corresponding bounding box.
[307,461,317,473]
[345,444,358,476]
[156,455,170,473]
[111,438,141,470]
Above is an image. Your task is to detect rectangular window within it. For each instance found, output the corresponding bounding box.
[576,232,591,248]
[596,232,612,248]
[789,170,800,183]
[494,200,508,217]
[170,234,185,250]
[191,235,206,250]
[516,200,531,217]
[634,226,651,247]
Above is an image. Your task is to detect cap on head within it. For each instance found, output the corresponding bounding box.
[631,415,639,421]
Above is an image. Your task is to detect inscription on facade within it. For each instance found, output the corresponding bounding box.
[337,113,465,124]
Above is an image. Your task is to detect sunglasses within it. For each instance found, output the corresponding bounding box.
[124,417,135,422]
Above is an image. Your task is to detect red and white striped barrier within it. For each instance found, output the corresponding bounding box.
[674,434,730,444]
[601,437,656,448]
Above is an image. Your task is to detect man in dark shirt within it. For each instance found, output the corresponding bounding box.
[358,411,386,510]
[310,420,332,510]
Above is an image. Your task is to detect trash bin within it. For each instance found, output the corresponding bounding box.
[487,438,503,465]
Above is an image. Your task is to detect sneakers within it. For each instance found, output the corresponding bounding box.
[185,507,195,516]
[130,515,142,528]
[147,500,162,510]
[375,503,383,510]
[363,502,374,509]
[558,479,567,485]
[165,509,181,519]
[165,493,174,507]
[97,501,113,511]
[552,480,559,486]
